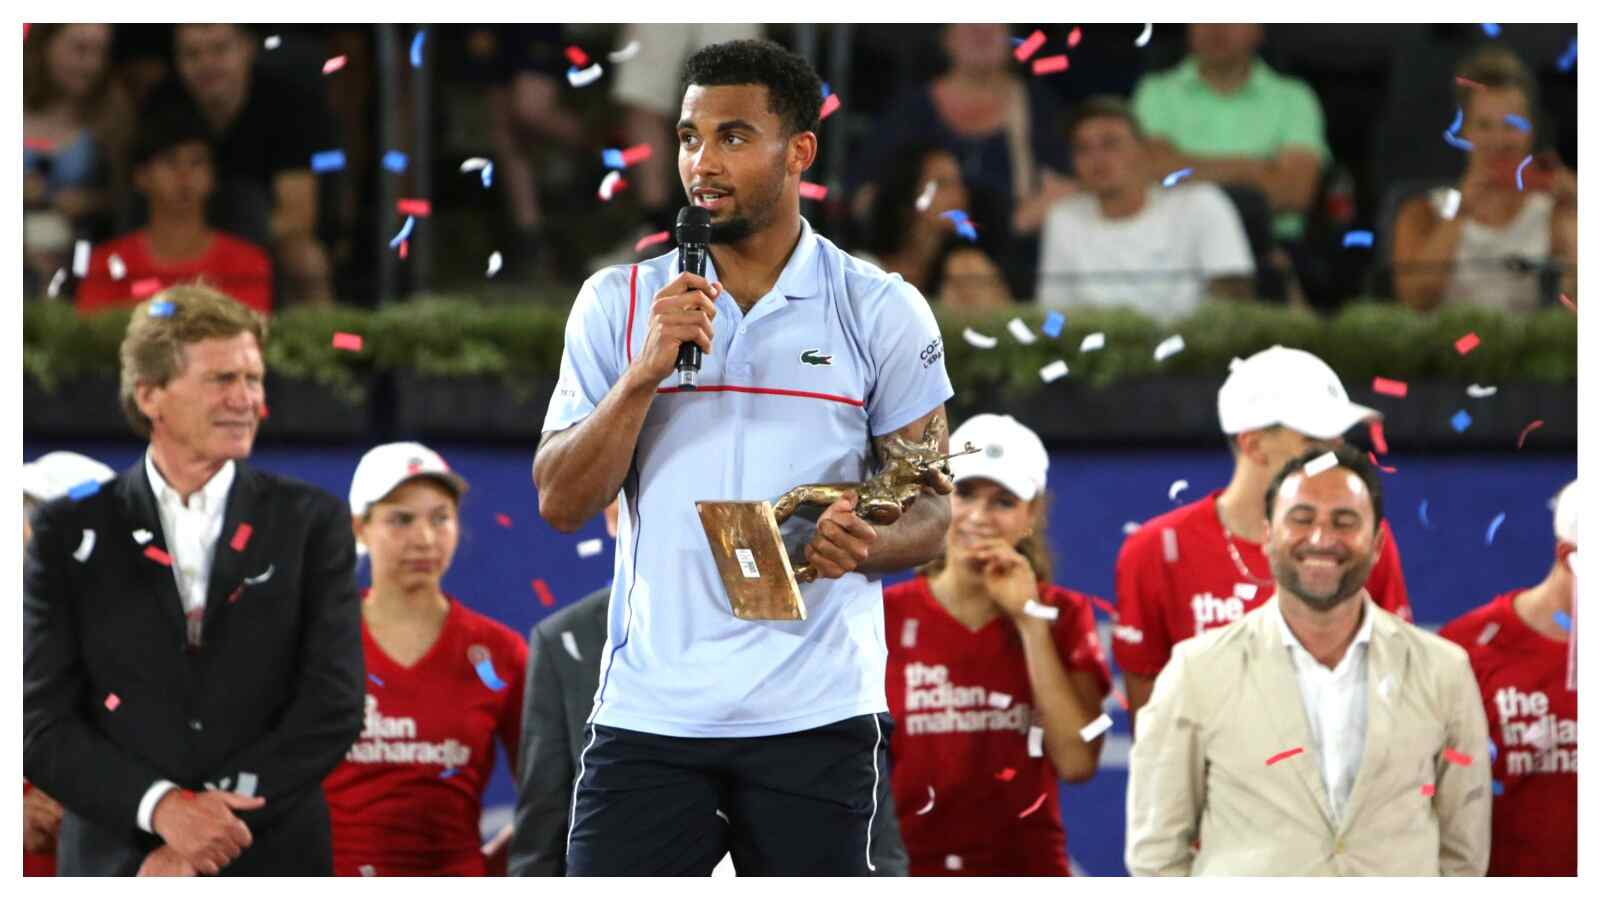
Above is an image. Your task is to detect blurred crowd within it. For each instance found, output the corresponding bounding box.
[22,22,1578,317]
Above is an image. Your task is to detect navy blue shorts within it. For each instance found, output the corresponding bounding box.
[565,713,893,876]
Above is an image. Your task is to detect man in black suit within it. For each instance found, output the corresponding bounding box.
[23,284,364,876]
[506,501,910,876]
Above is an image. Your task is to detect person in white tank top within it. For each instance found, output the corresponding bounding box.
[1392,47,1576,313]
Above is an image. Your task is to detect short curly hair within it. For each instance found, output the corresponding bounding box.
[680,39,823,137]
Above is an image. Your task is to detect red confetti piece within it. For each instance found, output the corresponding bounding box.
[1454,76,1484,90]
[1013,29,1046,62]
[1017,792,1048,818]
[995,767,1017,782]
[620,143,653,166]
[24,23,30,40]
[1372,377,1409,398]
[819,93,840,121]
[1420,783,1436,797]
[229,523,253,552]
[332,332,364,352]
[1368,451,1397,474]
[495,513,513,528]
[1369,421,1388,455]
[258,402,270,420]
[322,55,348,75]
[1516,419,1545,449]
[532,578,556,607]
[398,240,409,260]
[1266,747,1304,766]
[1111,688,1130,711]
[1443,748,1473,767]
[1067,26,1083,48]
[104,693,120,711]
[1454,331,1480,355]
[23,136,55,152]
[396,198,432,218]
[1559,293,1576,313]
[1088,596,1119,620]
[143,546,172,567]
[130,278,163,299]
[564,45,589,67]
[798,181,828,201]
[1031,55,1069,76]
[634,231,670,253]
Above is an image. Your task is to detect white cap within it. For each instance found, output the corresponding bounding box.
[1218,345,1380,439]
[348,441,468,519]
[948,414,1049,502]
[21,451,116,502]
[1554,481,1578,545]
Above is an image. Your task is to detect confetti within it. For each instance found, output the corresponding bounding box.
[1372,376,1409,398]
[565,45,589,67]
[1492,780,1504,796]
[332,332,364,352]
[1017,793,1048,818]
[1369,421,1389,455]
[1505,113,1531,133]
[1368,452,1397,474]
[311,149,346,172]
[1068,26,1083,48]
[144,546,172,567]
[410,29,426,68]
[819,93,840,121]
[1481,23,1501,38]
[1557,37,1577,73]
[46,268,67,298]
[459,157,491,173]
[1476,622,1501,645]
[1153,334,1185,361]
[598,170,626,201]
[1161,527,1179,563]
[439,767,458,779]
[132,529,152,545]
[1041,310,1065,337]
[567,63,603,88]
[1233,583,1259,601]
[1451,409,1473,433]
[820,82,830,99]
[1266,747,1304,766]
[131,278,163,299]
[1554,610,1572,632]
[1079,331,1106,353]
[105,693,121,711]
[1039,360,1070,383]
[1516,419,1545,448]
[1007,317,1037,345]
[1485,512,1506,545]
[1023,599,1059,621]
[1560,292,1576,313]
[601,148,625,169]
[1031,55,1069,76]
[1088,595,1120,618]
[620,144,653,167]
[1448,106,1463,134]
[945,855,963,871]
[71,528,97,562]
[1161,168,1194,188]
[389,215,415,248]
[472,656,508,692]
[961,328,998,349]
[987,691,1013,709]
[1420,783,1436,797]
[359,865,376,877]
[1168,479,1189,502]
[368,673,384,687]
[798,181,828,201]
[65,479,101,501]
[1013,29,1046,62]
[263,34,281,50]
[1027,725,1045,757]
[914,180,937,212]
[561,631,583,661]
[1135,23,1153,47]
[322,55,348,75]
[486,251,503,277]
[1443,130,1474,152]
[1079,713,1113,742]
[1515,154,1534,191]
[1466,384,1498,398]
[397,240,409,260]
[915,786,935,815]
[108,253,126,280]
[1303,451,1339,478]
[995,767,1017,782]
[495,513,513,528]
[1488,738,1499,763]
[533,578,556,607]
[1419,499,1433,529]
[577,538,603,558]
[1341,230,1374,248]
[634,231,670,253]
[381,150,408,173]
[1122,521,1141,536]
[72,240,91,277]
[1443,748,1473,767]
[901,618,918,648]
[396,198,432,218]
[229,523,252,552]
[608,41,640,63]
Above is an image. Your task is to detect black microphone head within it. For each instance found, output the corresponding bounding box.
[676,206,712,245]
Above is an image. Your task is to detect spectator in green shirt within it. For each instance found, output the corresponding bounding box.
[1130,24,1328,243]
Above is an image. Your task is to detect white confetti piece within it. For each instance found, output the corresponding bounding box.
[1153,334,1185,361]
[1007,317,1036,344]
[914,786,935,816]
[1121,520,1141,535]
[1027,725,1045,758]
[1023,599,1059,621]
[914,179,937,212]
[561,631,582,662]
[263,35,281,50]
[486,251,503,277]
[945,854,963,871]
[47,268,67,298]
[900,618,918,648]
[577,538,603,558]
[1039,360,1069,383]
[235,772,258,797]
[1303,451,1339,478]
[1135,23,1154,47]
[1234,583,1259,600]
[132,529,152,545]
[359,865,376,877]
[1466,384,1499,398]
[608,40,641,63]
[1079,331,1106,352]
[1079,713,1113,742]
[459,157,491,173]
[988,691,1013,709]
[715,809,729,823]
[1161,527,1179,563]
[243,565,274,586]
[598,170,625,201]
[1475,622,1500,645]
[73,529,96,563]
[566,62,603,88]
[1168,479,1189,501]
[72,240,91,277]
[108,254,126,280]
[962,328,998,349]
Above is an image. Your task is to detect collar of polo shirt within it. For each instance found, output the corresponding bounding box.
[703,217,824,302]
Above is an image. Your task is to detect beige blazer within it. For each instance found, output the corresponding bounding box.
[1126,597,1490,876]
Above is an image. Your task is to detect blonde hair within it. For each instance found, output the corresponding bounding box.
[118,282,268,437]
[918,488,1055,585]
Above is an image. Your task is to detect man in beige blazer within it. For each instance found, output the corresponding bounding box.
[1126,446,1490,876]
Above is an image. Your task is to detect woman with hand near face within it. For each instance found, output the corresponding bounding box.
[322,443,527,876]
[881,415,1110,876]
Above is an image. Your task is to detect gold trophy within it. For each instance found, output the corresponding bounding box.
[696,414,977,620]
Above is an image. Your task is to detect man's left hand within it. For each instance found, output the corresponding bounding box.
[138,845,199,877]
[802,492,879,579]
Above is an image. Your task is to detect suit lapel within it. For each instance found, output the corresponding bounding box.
[202,462,264,641]
[1338,602,1401,834]
[1246,602,1337,830]
[114,461,188,644]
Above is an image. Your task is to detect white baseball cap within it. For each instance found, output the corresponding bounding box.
[1554,481,1578,545]
[1218,345,1380,439]
[948,414,1049,502]
[348,441,468,519]
[21,451,116,502]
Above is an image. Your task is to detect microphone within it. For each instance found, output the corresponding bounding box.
[674,206,712,390]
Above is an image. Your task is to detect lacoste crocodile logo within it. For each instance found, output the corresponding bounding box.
[800,349,834,366]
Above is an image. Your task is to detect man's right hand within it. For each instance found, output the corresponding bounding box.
[151,788,265,875]
[632,272,720,384]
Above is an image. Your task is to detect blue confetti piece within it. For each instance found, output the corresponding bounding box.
[481,161,493,189]
[389,215,415,249]
[1161,167,1193,188]
[939,209,970,224]
[1041,311,1065,338]
[1342,230,1374,248]
[1505,113,1531,132]
[954,221,978,242]
[473,657,508,691]
[310,149,346,173]
[1448,106,1463,135]
[148,300,176,318]
[821,82,830,98]
[1485,511,1507,545]
[1451,409,1473,433]
[410,29,426,69]
[1557,37,1577,73]
[1482,23,1501,38]
[66,479,101,501]
[1492,779,1504,796]
[1515,154,1534,191]
[439,767,459,779]
[1553,610,1572,632]
[1488,738,1498,764]
[381,150,408,174]
[1442,130,1474,152]
[1011,36,1026,46]
[1419,499,1433,530]
[601,148,625,170]
[368,673,384,687]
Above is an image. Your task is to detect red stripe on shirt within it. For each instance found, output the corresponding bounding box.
[625,264,639,364]
[655,384,865,407]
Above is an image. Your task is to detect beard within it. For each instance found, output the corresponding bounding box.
[704,151,789,245]
[1268,548,1377,612]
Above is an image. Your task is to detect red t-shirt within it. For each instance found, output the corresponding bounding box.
[22,782,54,877]
[1113,489,1411,677]
[323,597,527,876]
[75,231,273,315]
[883,577,1111,876]
[1439,591,1576,876]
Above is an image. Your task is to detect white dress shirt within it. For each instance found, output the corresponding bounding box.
[1276,600,1374,824]
[135,451,236,833]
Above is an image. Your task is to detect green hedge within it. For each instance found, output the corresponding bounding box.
[23,297,1577,404]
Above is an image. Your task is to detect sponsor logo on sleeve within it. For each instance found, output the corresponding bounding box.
[919,337,944,369]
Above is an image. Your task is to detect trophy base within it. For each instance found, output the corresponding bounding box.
[695,500,807,621]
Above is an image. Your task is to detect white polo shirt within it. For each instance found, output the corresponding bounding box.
[544,217,954,738]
